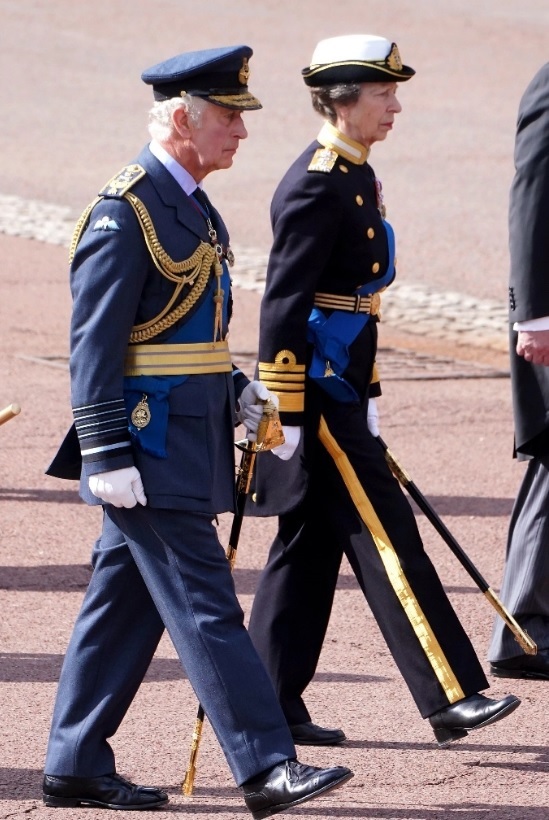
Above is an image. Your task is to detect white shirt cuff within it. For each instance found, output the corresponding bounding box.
[513,316,549,331]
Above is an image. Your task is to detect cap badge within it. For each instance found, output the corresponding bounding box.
[238,57,250,86]
[387,43,403,72]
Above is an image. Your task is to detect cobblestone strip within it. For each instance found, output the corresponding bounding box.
[0,193,508,351]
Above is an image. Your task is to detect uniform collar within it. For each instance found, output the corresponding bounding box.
[317,121,370,165]
[148,139,199,195]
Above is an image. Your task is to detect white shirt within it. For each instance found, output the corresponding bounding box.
[148,139,201,196]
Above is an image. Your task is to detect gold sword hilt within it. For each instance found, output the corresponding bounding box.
[253,397,285,453]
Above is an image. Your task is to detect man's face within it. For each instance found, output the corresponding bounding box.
[185,102,248,180]
[338,82,402,147]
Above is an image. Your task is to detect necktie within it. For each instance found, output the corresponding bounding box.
[192,187,212,216]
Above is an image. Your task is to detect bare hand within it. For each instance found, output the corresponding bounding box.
[517,329,549,366]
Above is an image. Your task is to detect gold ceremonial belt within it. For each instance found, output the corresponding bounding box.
[314,291,381,316]
[124,341,232,376]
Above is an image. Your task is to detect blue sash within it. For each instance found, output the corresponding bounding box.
[307,219,396,403]
[124,261,231,457]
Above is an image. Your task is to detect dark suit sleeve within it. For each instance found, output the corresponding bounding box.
[69,197,149,475]
[509,62,549,322]
[258,170,340,426]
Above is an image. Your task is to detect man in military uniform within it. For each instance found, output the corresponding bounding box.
[247,34,520,748]
[42,46,352,817]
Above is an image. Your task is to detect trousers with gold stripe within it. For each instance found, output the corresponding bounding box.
[248,387,489,724]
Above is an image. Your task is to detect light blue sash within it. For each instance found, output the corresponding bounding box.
[124,261,231,457]
[307,219,396,403]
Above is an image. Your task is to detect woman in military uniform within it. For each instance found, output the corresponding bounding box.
[247,34,520,748]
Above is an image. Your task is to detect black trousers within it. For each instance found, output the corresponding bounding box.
[248,396,488,725]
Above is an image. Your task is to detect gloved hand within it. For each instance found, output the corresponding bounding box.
[88,466,148,508]
[272,426,301,461]
[236,381,279,442]
[367,397,380,438]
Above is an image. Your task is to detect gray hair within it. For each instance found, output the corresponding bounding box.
[147,95,207,141]
[309,83,362,123]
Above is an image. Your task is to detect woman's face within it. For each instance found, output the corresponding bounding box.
[336,82,402,147]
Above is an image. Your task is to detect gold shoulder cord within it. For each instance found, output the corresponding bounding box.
[69,193,217,344]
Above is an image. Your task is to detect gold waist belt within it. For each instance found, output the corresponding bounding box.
[124,340,232,376]
[314,291,381,316]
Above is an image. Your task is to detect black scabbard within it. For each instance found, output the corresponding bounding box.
[377,435,537,655]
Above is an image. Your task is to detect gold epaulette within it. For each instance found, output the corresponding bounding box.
[308,148,338,174]
[259,350,306,413]
[99,164,146,197]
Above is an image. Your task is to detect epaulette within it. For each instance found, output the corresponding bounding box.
[307,148,338,174]
[99,164,146,197]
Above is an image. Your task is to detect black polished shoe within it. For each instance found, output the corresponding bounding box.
[42,773,169,810]
[289,721,346,746]
[429,693,520,746]
[490,649,549,680]
[242,758,353,819]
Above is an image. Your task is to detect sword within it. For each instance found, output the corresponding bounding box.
[182,398,284,796]
[0,403,21,426]
[377,435,537,656]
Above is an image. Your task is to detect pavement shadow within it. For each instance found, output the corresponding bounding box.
[0,652,382,686]
[0,653,189,682]
[0,487,80,503]
[233,567,359,595]
[0,564,92,590]
[411,495,514,517]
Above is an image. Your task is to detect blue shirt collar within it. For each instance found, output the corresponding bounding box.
[149,140,201,196]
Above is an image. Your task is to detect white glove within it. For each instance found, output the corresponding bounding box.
[367,397,380,438]
[88,466,147,508]
[236,381,279,442]
[272,426,301,461]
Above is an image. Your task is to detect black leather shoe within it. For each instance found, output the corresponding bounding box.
[491,649,549,680]
[289,721,346,746]
[42,773,169,810]
[429,693,520,746]
[242,758,353,819]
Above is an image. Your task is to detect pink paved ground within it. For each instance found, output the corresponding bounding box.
[2,2,549,818]
[0,234,545,819]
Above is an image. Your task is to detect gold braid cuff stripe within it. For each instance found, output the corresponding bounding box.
[68,194,217,344]
[269,391,304,413]
[318,415,465,705]
[260,352,305,412]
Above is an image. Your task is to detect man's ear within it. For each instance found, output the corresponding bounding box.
[172,105,192,137]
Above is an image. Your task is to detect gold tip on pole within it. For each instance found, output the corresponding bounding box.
[182,766,196,796]
[0,403,21,426]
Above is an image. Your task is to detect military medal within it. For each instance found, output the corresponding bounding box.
[131,394,151,429]
[375,177,387,219]
[226,246,235,267]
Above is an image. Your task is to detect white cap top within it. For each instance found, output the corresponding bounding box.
[310,34,392,66]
